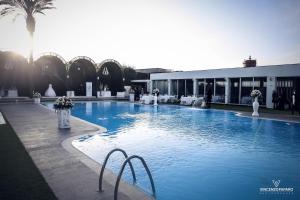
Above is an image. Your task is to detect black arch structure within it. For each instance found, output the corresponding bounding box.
[0,51,31,96]
[68,56,97,96]
[97,59,124,96]
[33,53,67,96]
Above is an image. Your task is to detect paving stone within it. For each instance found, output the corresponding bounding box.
[0,103,152,200]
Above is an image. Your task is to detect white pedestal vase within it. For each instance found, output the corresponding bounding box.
[34,98,40,104]
[129,94,135,102]
[154,94,158,106]
[252,97,259,117]
[57,109,71,129]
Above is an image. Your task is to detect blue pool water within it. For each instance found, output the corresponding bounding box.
[67,101,299,200]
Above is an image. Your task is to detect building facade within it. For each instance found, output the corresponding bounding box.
[150,63,300,108]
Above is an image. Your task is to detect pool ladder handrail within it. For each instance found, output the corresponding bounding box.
[98,148,156,200]
[99,148,136,192]
[114,155,156,200]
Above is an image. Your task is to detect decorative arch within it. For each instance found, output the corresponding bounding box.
[35,52,67,65]
[97,59,125,96]
[33,53,67,96]
[68,56,97,71]
[0,51,30,96]
[98,59,122,70]
[68,56,97,96]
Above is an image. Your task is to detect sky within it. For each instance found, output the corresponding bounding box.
[0,0,300,71]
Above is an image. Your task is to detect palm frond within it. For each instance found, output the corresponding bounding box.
[0,6,18,16]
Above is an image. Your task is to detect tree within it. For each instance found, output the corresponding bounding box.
[0,0,55,64]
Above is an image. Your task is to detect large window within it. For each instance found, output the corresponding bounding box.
[254,77,267,105]
[186,79,193,96]
[215,78,225,103]
[178,79,185,98]
[276,77,295,106]
[230,78,239,104]
[197,79,205,97]
[171,80,178,96]
[206,78,214,97]
[153,80,168,95]
[241,77,253,105]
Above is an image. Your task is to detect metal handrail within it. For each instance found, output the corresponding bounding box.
[114,155,156,200]
[99,148,136,192]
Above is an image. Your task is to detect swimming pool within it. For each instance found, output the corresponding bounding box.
[68,101,299,200]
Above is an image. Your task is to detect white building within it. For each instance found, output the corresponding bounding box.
[150,63,300,108]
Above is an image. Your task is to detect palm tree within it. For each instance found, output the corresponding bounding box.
[0,0,55,64]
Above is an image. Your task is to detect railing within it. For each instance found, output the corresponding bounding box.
[98,148,136,192]
[114,155,156,200]
[99,149,156,200]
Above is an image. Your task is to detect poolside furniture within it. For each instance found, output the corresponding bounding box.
[241,96,252,105]
[158,95,176,103]
[67,91,75,97]
[117,92,126,98]
[140,95,154,104]
[7,89,18,97]
[193,97,204,107]
[101,91,111,97]
[180,96,198,105]
[212,95,225,103]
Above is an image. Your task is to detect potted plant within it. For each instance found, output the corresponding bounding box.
[250,89,262,117]
[33,92,41,103]
[53,96,73,129]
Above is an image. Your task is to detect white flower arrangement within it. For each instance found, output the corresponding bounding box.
[53,96,73,110]
[152,88,160,95]
[32,92,41,98]
[250,89,262,98]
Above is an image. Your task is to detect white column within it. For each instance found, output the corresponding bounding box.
[225,78,230,104]
[266,76,276,109]
[150,81,153,93]
[239,78,242,104]
[204,79,207,97]
[168,79,171,95]
[213,78,216,96]
[146,80,151,93]
[184,80,187,96]
[193,79,198,97]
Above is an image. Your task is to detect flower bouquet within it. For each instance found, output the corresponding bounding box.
[250,89,262,98]
[152,88,160,96]
[53,96,73,129]
[53,96,73,110]
[33,92,41,103]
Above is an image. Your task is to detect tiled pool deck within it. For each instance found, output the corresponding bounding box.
[0,103,152,200]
